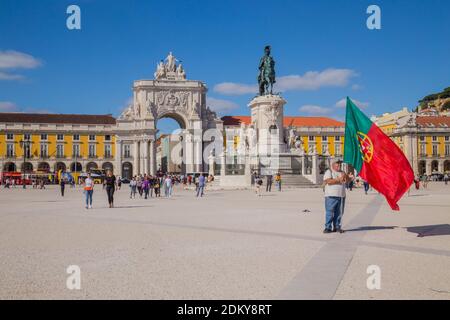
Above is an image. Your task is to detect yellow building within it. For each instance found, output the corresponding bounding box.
[373,108,450,175]
[0,113,116,181]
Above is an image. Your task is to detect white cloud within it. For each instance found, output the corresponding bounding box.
[0,101,51,113]
[214,68,357,95]
[0,101,18,112]
[0,50,42,69]
[298,105,332,115]
[276,69,357,92]
[213,82,258,95]
[335,98,369,109]
[207,97,240,113]
[0,50,42,81]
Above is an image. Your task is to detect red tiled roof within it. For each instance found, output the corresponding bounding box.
[221,116,344,127]
[416,116,450,127]
[0,113,116,125]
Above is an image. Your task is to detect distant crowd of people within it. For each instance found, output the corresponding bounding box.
[251,172,282,196]
[77,171,215,210]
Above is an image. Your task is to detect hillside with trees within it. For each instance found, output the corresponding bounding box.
[416,87,450,112]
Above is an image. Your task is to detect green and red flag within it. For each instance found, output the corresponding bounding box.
[344,97,414,210]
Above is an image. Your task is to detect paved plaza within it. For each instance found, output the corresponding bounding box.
[0,183,449,300]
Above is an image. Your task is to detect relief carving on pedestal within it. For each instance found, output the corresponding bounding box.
[264,101,281,126]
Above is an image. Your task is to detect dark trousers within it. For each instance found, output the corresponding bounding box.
[144,188,149,199]
[106,186,115,204]
[266,182,272,192]
[61,185,65,197]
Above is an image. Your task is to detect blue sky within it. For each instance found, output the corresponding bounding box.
[1,0,449,132]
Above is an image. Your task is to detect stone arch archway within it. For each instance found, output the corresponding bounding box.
[121,162,133,179]
[55,162,66,172]
[86,162,98,172]
[444,160,450,173]
[38,162,50,173]
[70,162,82,172]
[21,162,33,173]
[431,160,439,173]
[418,160,426,175]
[102,162,114,173]
[3,162,16,172]
[116,52,222,176]
[156,112,188,130]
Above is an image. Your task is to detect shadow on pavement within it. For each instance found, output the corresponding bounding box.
[113,205,154,209]
[344,226,398,232]
[406,224,450,237]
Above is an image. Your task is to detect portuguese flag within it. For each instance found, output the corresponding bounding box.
[344,97,414,210]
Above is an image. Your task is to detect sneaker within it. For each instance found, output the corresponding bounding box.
[323,229,332,234]
[85,206,88,209]
[89,205,92,209]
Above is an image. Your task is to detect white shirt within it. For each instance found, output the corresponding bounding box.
[84,178,94,189]
[324,169,346,198]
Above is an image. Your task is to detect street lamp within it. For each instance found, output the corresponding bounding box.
[19,139,31,189]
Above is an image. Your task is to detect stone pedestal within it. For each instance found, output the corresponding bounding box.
[248,95,287,175]
[248,95,287,156]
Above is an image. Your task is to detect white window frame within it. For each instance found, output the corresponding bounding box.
[40,143,48,158]
[88,144,96,157]
[56,144,65,158]
[104,144,112,158]
[6,143,15,157]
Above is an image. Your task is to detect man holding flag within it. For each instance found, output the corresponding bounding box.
[323,159,349,233]
[343,97,414,211]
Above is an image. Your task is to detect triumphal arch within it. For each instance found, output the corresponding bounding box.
[115,52,222,177]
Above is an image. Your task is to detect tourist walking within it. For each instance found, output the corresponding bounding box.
[117,177,122,190]
[444,173,449,185]
[255,175,263,196]
[137,177,143,197]
[275,172,282,191]
[196,174,206,197]
[143,177,150,199]
[154,177,161,197]
[129,177,137,198]
[421,174,429,189]
[60,178,66,197]
[83,173,94,209]
[266,174,273,192]
[323,159,347,233]
[164,175,172,198]
[104,170,117,208]
[363,180,370,195]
